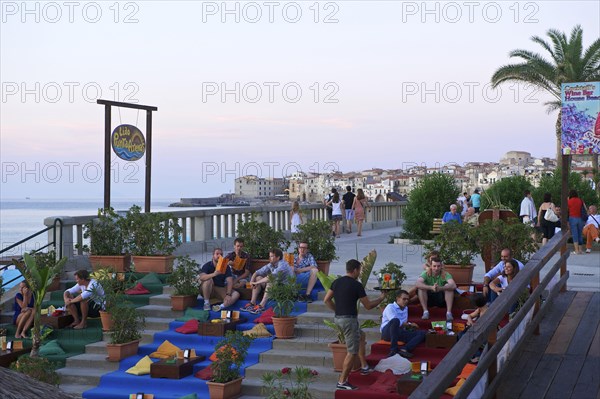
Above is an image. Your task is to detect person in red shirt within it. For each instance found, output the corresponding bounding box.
[567,190,586,255]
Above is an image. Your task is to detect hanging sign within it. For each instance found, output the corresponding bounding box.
[111,124,146,161]
[561,82,600,155]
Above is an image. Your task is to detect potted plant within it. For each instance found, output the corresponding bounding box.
[373,262,407,309]
[89,267,127,332]
[473,219,538,268]
[262,366,319,399]
[291,218,338,275]
[236,213,289,271]
[424,222,479,285]
[268,273,301,339]
[167,255,200,311]
[124,205,183,273]
[207,330,254,399]
[79,207,130,272]
[29,251,62,292]
[323,319,379,372]
[106,299,145,362]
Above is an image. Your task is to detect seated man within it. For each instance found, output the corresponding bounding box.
[293,241,318,303]
[380,290,426,358]
[63,269,105,329]
[198,248,240,311]
[442,204,462,224]
[225,238,251,289]
[241,248,293,314]
[464,207,479,227]
[583,205,600,253]
[482,248,525,302]
[415,258,456,321]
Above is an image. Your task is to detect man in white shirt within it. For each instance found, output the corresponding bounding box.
[63,269,105,329]
[380,290,426,358]
[482,248,524,301]
[457,192,468,216]
[583,205,600,253]
[519,190,536,226]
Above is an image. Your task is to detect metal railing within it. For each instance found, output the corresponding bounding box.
[410,231,570,399]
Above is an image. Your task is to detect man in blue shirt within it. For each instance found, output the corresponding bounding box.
[482,248,525,302]
[241,248,293,314]
[294,241,318,303]
[199,248,240,311]
[442,204,462,224]
[380,290,426,358]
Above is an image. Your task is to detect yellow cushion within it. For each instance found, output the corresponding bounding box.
[445,378,465,396]
[458,363,476,379]
[125,356,153,376]
[243,323,272,338]
[149,340,181,359]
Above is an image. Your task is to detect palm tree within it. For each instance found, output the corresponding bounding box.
[491,25,600,160]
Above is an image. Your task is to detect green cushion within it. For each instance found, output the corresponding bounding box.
[137,273,162,285]
[175,308,209,322]
[178,394,197,399]
[39,339,66,356]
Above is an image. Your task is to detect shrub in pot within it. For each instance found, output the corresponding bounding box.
[207,330,254,399]
[167,255,200,311]
[291,218,338,275]
[89,267,129,332]
[236,213,289,269]
[106,299,145,362]
[268,273,301,339]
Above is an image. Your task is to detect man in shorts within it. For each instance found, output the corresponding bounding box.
[415,258,457,321]
[198,248,240,311]
[342,186,356,233]
[63,269,105,329]
[225,238,251,289]
[324,259,385,390]
[293,241,319,303]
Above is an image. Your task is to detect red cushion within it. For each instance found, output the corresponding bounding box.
[175,319,198,334]
[253,307,275,324]
[369,370,398,393]
[125,282,151,295]
[194,366,213,380]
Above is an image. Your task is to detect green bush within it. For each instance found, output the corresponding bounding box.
[236,213,289,259]
[532,169,598,208]
[480,176,534,214]
[10,356,60,386]
[402,173,460,239]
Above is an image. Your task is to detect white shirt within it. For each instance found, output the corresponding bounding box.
[520,196,536,220]
[66,278,105,308]
[585,214,599,228]
[380,302,408,331]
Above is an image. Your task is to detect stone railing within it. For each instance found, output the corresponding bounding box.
[44,201,407,259]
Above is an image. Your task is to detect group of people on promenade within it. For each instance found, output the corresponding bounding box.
[320,186,371,238]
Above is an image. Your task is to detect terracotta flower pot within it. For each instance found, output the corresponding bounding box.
[206,377,243,399]
[316,260,331,275]
[132,255,175,273]
[249,258,269,273]
[99,310,114,332]
[89,255,131,272]
[272,316,297,339]
[106,340,139,362]
[329,341,361,372]
[170,295,198,311]
[443,264,475,286]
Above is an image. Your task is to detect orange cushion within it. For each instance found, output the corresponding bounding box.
[458,363,476,379]
[209,345,237,362]
[375,339,405,346]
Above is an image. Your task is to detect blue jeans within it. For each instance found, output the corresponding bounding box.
[381,318,426,352]
[569,217,584,245]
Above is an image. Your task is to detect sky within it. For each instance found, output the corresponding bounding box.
[1,0,599,201]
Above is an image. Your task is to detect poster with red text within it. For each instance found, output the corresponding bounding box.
[561,82,600,155]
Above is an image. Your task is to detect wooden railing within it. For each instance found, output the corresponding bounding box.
[43,201,407,258]
[410,231,570,399]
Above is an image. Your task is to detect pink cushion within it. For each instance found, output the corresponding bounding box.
[254,307,275,324]
[125,282,151,295]
[195,366,213,380]
[175,319,199,334]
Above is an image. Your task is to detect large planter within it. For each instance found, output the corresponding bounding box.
[206,377,243,399]
[89,255,131,272]
[329,341,361,372]
[249,258,269,273]
[272,316,297,339]
[99,310,114,332]
[444,264,475,286]
[171,295,197,311]
[316,260,331,276]
[132,255,175,273]
[106,340,139,362]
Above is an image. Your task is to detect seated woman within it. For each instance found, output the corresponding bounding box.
[14,281,35,339]
[489,259,520,313]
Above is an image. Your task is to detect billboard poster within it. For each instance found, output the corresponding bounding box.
[561,82,600,155]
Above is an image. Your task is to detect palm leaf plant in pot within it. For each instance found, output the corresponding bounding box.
[236,213,289,272]
[167,255,200,311]
[106,298,145,362]
[207,330,254,399]
[291,218,338,275]
[323,319,379,372]
[78,207,130,272]
[268,273,301,339]
[125,205,183,273]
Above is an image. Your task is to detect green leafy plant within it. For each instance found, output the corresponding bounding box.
[89,267,128,313]
[480,176,534,215]
[473,219,538,264]
[109,300,145,344]
[210,330,254,383]
[373,262,407,308]
[358,249,377,288]
[532,168,599,209]
[267,273,301,317]
[10,356,60,386]
[77,207,128,255]
[262,366,319,399]
[14,252,67,357]
[291,218,338,262]
[424,222,479,266]
[236,213,290,259]
[167,255,200,296]
[323,319,379,344]
[124,205,183,256]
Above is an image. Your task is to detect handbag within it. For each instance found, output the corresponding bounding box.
[544,207,559,223]
[581,204,588,222]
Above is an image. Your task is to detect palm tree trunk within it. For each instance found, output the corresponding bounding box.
[30,304,41,357]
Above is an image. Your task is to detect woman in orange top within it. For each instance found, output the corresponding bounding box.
[567,190,586,255]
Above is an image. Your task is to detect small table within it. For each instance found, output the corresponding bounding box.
[396,373,424,395]
[0,348,30,368]
[425,333,457,349]
[40,314,74,329]
[198,318,245,337]
[150,356,205,379]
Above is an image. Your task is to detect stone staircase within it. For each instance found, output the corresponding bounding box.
[58,286,181,397]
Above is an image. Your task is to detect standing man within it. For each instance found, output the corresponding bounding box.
[225,238,251,289]
[442,204,462,224]
[324,259,385,391]
[415,258,457,321]
[342,186,356,234]
[294,241,319,303]
[482,248,524,301]
[471,189,481,213]
[198,248,240,311]
[457,192,468,216]
[380,290,426,358]
[324,188,337,223]
[63,269,104,329]
[519,190,537,226]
